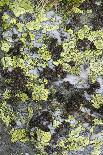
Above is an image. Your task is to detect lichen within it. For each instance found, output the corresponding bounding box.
[10,128,29,142]
[36,129,51,148]
[91,93,103,109]
[0,0,103,154]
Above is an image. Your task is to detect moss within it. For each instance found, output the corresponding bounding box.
[93,118,103,126]
[2,13,9,21]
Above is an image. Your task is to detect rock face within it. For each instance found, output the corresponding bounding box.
[0,0,103,154]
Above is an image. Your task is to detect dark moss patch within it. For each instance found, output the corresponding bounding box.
[88,1,103,30]
[40,67,58,84]
[76,38,96,52]
[12,33,18,40]
[66,14,81,30]
[55,91,65,103]
[91,14,103,30]
[2,67,28,92]
[8,41,23,56]
[47,37,63,61]
[40,65,66,86]
[68,60,75,67]
[79,0,94,10]
[55,121,70,136]
[18,13,35,23]
[63,81,73,90]
[30,47,39,54]
[29,111,52,132]
[44,145,55,155]
[10,120,16,127]
[7,95,20,109]
[65,91,84,113]
[97,105,103,115]
[55,64,67,78]
[86,81,100,95]
[83,113,94,125]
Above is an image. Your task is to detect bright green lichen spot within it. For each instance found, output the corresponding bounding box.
[27,106,33,119]
[1,57,13,68]
[91,93,103,109]
[36,129,51,147]
[89,59,103,82]
[26,21,39,31]
[2,13,9,21]
[26,10,48,31]
[10,128,29,142]
[0,0,9,7]
[77,25,90,39]
[53,119,61,128]
[10,18,16,25]
[43,24,59,33]
[9,0,33,17]
[32,84,49,101]
[93,118,103,125]
[72,7,83,14]
[91,138,103,155]
[58,125,90,151]
[16,92,28,102]
[1,41,11,52]
[67,28,74,34]
[38,44,51,61]
[17,23,25,32]
[94,40,103,49]
[0,102,15,126]
[89,30,103,41]
[3,89,11,100]
[29,33,35,41]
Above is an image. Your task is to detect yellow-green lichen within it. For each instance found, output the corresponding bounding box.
[16,92,28,102]
[10,128,29,142]
[1,41,11,52]
[0,102,15,126]
[9,0,34,17]
[58,124,90,151]
[32,84,49,101]
[36,129,51,149]
[91,93,103,109]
